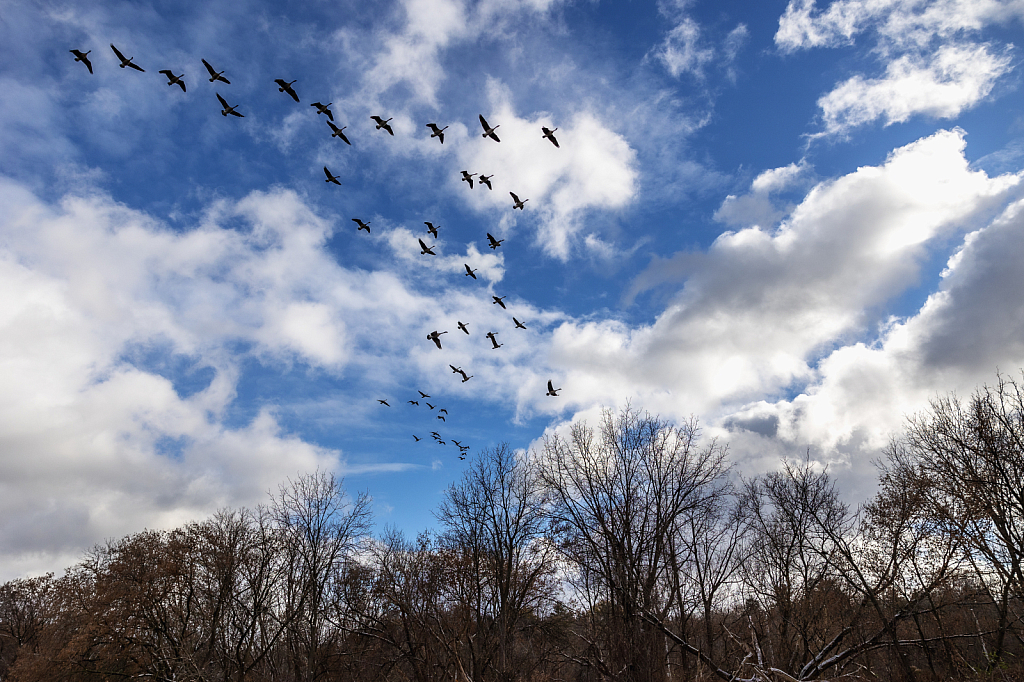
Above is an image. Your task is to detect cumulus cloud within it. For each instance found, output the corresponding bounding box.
[776,0,1023,136]
[539,131,1024,485]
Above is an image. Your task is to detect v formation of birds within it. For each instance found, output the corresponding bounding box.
[70,43,563,460]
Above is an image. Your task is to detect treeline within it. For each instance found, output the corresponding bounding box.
[3,377,1024,682]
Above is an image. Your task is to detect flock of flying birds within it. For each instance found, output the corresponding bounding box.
[69,43,563,460]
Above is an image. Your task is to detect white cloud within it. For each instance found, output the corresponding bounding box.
[653,18,715,79]
[816,43,1011,136]
[776,0,1023,136]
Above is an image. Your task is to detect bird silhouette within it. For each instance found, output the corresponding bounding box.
[461,374,473,382]
[486,332,502,349]
[546,380,561,396]
[439,408,448,415]
[69,49,93,74]
[461,171,476,188]
[513,317,527,329]
[426,123,448,143]
[457,321,469,334]
[159,70,186,92]
[450,364,463,375]
[492,295,507,310]
[323,166,341,185]
[427,403,437,410]
[437,415,446,422]
[216,93,243,117]
[486,233,503,250]
[510,192,528,210]
[408,400,419,405]
[413,435,421,441]
[378,399,391,406]
[352,218,371,233]
[459,454,466,460]
[478,174,493,190]
[464,264,478,279]
[419,391,430,398]
[452,440,462,447]
[326,121,351,144]
[311,102,334,121]
[419,238,436,255]
[371,116,394,135]
[202,58,229,83]
[542,127,560,148]
[438,440,447,446]
[275,79,299,102]
[427,331,447,349]
[431,431,441,438]
[110,44,144,71]
[479,114,500,142]
[424,222,439,238]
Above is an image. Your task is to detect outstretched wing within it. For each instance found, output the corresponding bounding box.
[159,69,172,77]
[548,380,555,392]
[109,44,126,62]
[479,114,489,130]
[216,92,229,109]
[202,58,217,77]
[509,192,519,203]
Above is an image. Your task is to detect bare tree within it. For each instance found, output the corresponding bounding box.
[540,405,729,682]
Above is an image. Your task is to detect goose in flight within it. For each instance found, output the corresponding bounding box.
[439,408,448,415]
[457,321,469,334]
[546,380,561,397]
[510,192,528,210]
[478,174,493,190]
[327,121,351,145]
[437,415,446,422]
[408,400,419,405]
[424,222,439,238]
[352,218,370,233]
[426,123,448,143]
[461,171,476,188]
[217,93,243,117]
[69,49,93,74]
[461,374,473,383]
[413,435,421,441]
[464,264,478,279]
[378,399,391,406]
[159,70,186,92]
[479,114,500,142]
[426,403,436,410]
[452,440,463,447]
[486,233,503,250]
[492,295,507,310]
[323,166,341,185]
[486,331,502,349]
[513,317,527,329]
[371,116,394,135]
[311,102,334,121]
[450,364,464,375]
[419,391,430,398]
[110,44,144,72]
[427,330,447,349]
[542,127,560,148]
[418,238,436,256]
[274,79,299,102]
[431,431,441,439]
[202,58,229,83]
[451,366,470,382]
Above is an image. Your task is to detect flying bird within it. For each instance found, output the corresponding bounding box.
[419,391,430,398]
[437,415,446,422]
[510,192,528,210]
[426,123,448,143]
[69,49,93,74]
[408,400,420,405]
[438,440,447,446]
[479,114,500,142]
[378,399,391,406]
[546,380,561,396]
[323,166,341,185]
[202,58,229,83]
[478,174,493,190]
[486,332,502,349]
[274,79,299,102]
[452,367,469,382]
[158,69,186,92]
[439,409,448,415]
[513,317,527,329]
[424,222,439,238]
[492,295,507,310]
[431,431,441,438]
[311,102,334,121]
[542,126,560,148]
[461,171,476,188]
[452,440,463,447]
[110,44,144,72]
[464,264,478,279]
[326,121,351,144]
[457,321,469,334]
[216,93,243,117]
[450,364,463,375]
[371,116,394,135]
[461,374,473,382]
[427,331,447,349]
[352,218,371,233]
[486,233,503,250]
[426,403,436,410]
[413,435,421,441]
[418,238,436,255]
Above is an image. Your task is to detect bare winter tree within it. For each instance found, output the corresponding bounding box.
[539,405,729,682]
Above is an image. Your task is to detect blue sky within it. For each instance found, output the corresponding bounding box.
[3,0,1024,578]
